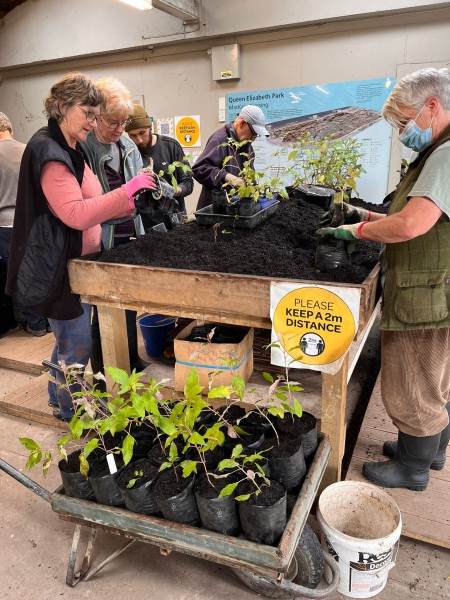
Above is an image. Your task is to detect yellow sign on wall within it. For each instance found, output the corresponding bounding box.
[174,115,201,148]
[270,283,360,374]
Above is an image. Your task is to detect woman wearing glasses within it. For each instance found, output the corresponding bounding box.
[81,76,157,380]
[6,72,157,420]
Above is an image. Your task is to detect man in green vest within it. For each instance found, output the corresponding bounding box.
[317,67,450,491]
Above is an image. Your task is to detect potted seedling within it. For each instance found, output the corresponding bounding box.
[218,138,288,217]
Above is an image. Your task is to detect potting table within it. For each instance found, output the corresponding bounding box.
[68,256,380,487]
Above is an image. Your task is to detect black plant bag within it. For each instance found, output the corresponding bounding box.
[268,438,306,492]
[58,450,95,501]
[88,456,125,507]
[238,480,287,546]
[153,470,199,525]
[116,458,160,515]
[194,472,240,536]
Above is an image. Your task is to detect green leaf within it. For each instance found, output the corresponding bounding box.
[180,460,197,478]
[188,431,205,446]
[25,450,42,470]
[231,444,243,458]
[267,406,284,418]
[131,391,146,419]
[79,455,90,477]
[19,438,41,452]
[153,415,177,436]
[235,494,251,502]
[121,434,135,465]
[262,372,274,383]
[127,478,138,489]
[83,438,99,458]
[217,458,238,470]
[207,386,231,399]
[231,376,245,401]
[219,482,238,498]
[293,398,303,418]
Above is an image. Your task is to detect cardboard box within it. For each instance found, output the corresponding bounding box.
[174,321,254,392]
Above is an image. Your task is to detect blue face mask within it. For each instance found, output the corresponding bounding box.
[399,104,434,152]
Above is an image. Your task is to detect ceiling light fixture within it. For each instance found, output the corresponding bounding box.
[118,0,199,22]
[118,0,152,10]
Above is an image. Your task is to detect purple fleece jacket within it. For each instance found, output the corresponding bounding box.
[192,123,254,210]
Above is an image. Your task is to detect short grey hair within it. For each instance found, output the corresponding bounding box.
[95,76,133,119]
[44,72,105,122]
[0,112,12,133]
[382,68,450,128]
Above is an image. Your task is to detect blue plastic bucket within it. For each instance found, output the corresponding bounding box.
[139,314,176,357]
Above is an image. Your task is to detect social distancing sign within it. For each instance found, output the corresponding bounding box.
[174,115,201,147]
[270,283,361,374]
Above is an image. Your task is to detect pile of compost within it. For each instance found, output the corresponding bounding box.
[99,197,384,284]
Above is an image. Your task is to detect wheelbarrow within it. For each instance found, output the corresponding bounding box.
[0,435,339,598]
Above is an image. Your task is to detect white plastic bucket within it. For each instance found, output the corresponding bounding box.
[317,481,402,598]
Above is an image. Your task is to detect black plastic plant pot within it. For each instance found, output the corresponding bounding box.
[148,438,184,468]
[88,455,125,507]
[240,428,265,452]
[152,468,199,525]
[194,472,240,536]
[266,437,306,491]
[286,184,333,209]
[238,479,287,546]
[225,202,239,216]
[211,188,228,215]
[58,450,96,501]
[116,458,160,515]
[315,238,350,272]
[239,197,259,217]
[298,412,318,459]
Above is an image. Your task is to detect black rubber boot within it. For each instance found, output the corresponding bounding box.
[126,310,149,373]
[363,431,441,491]
[383,402,450,471]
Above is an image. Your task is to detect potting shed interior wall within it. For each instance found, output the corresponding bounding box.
[1,0,450,212]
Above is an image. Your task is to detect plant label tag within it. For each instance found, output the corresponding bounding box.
[106,453,118,474]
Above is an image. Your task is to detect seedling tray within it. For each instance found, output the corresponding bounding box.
[194,202,279,229]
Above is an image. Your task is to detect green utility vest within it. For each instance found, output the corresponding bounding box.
[381,124,450,331]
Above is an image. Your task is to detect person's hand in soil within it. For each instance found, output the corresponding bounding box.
[320,202,372,227]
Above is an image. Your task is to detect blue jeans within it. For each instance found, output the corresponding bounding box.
[47,303,92,418]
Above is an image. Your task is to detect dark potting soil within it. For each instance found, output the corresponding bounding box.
[196,471,238,499]
[261,435,302,459]
[152,468,194,500]
[239,479,286,506]
[217,404,247,423]
[271,412,316,437]
[186,324,246,344]
[148,439,184,466]
[99,198,385,284]
[59,449,83,474]
[89,455,125,478]
[117,459,160,490]
[185,444,225,470]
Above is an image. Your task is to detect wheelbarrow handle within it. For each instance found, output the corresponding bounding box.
[0,457,51,503]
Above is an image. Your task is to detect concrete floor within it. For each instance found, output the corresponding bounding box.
[0,349,449,599]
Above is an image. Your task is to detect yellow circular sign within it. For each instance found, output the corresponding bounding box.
[272,287,356,365]
[175,117,200,147]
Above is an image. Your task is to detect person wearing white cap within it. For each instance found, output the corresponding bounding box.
[193,105,269,210]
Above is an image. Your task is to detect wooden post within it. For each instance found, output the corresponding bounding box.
[97,306,130,391]
[319,353,349,491]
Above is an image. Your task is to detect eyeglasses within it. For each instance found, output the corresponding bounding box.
[77,106,101,125]
[102,117,132,130]
[247,122,257,136]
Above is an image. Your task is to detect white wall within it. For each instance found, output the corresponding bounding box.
[0,2,449,210]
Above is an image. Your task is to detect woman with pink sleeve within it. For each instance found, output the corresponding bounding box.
[6,72,157,421]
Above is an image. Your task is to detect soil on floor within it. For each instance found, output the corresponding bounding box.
[99,197,385,284]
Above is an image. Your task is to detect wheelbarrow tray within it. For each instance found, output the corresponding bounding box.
[49,435,330,578]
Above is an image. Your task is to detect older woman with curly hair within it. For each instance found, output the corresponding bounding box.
[6,72,157,420]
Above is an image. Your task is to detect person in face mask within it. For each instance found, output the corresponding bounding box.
[316,67,450,492]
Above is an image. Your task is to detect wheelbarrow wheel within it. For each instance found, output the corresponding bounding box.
[233,523,324,598]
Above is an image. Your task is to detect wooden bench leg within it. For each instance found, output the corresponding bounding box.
[97,306,130,391]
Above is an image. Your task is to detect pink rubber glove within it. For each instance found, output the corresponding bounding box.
[122,173,158,209]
